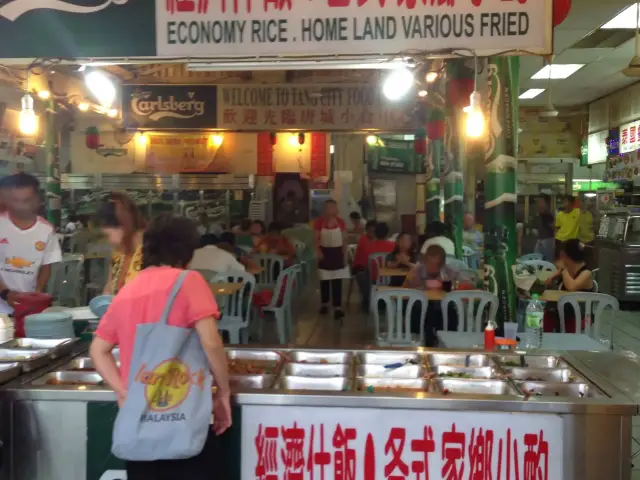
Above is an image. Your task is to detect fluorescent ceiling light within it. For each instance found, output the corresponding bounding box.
[601,4,639,29]
[531,64,584,80]
[519,88,546,99]
[188,58,408,72]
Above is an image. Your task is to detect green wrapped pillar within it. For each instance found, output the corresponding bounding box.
[425,80,445,224]
[483,56,519,327]
[44,98,61,227]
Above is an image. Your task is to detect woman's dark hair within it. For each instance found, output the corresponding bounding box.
[220,231,236,246]
[349,211,361,221]
[239,218,252,231]
[4,172,40,192]
[200,233,219,247]
[374,222,389,240]
[425,221,448,240]
[365,220,377,231]
[268,221,283,234]
[391,232,414,256]
[142,214,201,269]
[251,219,266,235]
[561,239,586,263]
[95,191,146,254]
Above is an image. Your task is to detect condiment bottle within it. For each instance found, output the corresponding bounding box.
[484,319,496,351]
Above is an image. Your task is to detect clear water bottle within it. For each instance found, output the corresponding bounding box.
[524,295,544,350]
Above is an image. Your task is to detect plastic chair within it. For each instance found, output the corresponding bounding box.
[446,255,468,271]
[519,253,543,262]
[262,265,299,344]
[462,246,480,269]
[371,288,427,346]
[48,255,85,307]
[521,259,556,272]
[442,290,499,333]
[347,244,358,263]
[251,254,284,290]
[558,292,619,347]
[368,252,390,313]
[211,270,256,344]
[292,241,308,286]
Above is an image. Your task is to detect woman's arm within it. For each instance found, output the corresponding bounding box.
[561,270,593,292]
[90,337,126,405]
[195,317,230,396]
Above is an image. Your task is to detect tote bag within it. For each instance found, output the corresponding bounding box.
[111,270,213,461]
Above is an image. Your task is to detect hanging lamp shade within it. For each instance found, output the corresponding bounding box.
[298,132,305,145]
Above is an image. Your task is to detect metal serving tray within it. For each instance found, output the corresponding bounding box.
[356,377,430,392]
[429,365,498,380]
[277,376,350,391]
[289,350,351,364]
[433,379,519,395]
[493,355,567,369]
[504,368,582,383]
[518,381,606,398]
[285,363,350,377]
[356,364,426,378]
[0,362,21,384]
[230,374,275,390]
[227,349,281,375]
[0,338,75,359]
[426,353,491,367]
[31,371,106,387]
[0,348,50,372]
[356,351,422,366]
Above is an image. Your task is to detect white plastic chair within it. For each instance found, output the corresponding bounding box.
[558,292,619,347]
[48,255,85,307]
[521,259,556,272]
[462,246,480,269]
[210,270,255,344]
[262,265,299,344]
[519,253,543,262]
[371,288,427,346]
[442,290,499,333]
[446,255,468,271]
[368,252,390,313]
[251,254,284,290]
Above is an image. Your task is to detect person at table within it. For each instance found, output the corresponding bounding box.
[385,232,416,287]
[348,211,365,235]
[534,195,555,262]
[232,219,253,248]
[353,222,395,312]
[351,220,379,272]
[404,244,464,346]
[314,199,350,319]
[0,173,62,314]
[191,234,245,273]
[90,214,230,479]
[462,213,483,250]
[543,239,593,333]
[249,219,266,248]
[555,195,580,255]
[95,192,146,295]
[420,221,455,256]
[253,222,296,266]
[218,231,258,272]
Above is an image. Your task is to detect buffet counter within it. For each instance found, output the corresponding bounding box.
[0,346,638,480]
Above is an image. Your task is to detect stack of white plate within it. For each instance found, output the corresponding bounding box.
[0,314,14,342]
[25,312,75,339]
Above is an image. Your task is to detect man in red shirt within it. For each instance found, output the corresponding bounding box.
[353,222,394,311]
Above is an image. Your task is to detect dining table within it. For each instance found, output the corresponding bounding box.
[209,282,244,297]
[375,286,446,301]
[437,330,608,351]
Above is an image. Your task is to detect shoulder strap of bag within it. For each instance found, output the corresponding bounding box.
[159,270,190,325]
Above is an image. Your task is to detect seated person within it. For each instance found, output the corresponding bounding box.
[351,220,379,272]
[420,221,456,256]
[232,218,252,237]
[385,232,417,287]
[249,220,266,248]
[190,234,245,273]
[219,231,259,272]
[353,222,395,311]
[253,222,296,266]
[543,239,593,333]
[348,211,365,235]
[404,245,464,346]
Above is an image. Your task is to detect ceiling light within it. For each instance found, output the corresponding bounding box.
[418,90,428,98]
[531,64,584,80]
[85,70,117,108]
[425,71,438,83]
[136,133,149,146]
[584,192,597,198]
[19,94,37,136]
[382,67,414,101]
[107,109,118,118]
[601,4,639,29]
[366,135,378,146]
[519,88,546,99]
[465,91,484,138]
[211,134,224,147]
[37,90,51,100]
[78,102,89,112]
[330,144,335,154]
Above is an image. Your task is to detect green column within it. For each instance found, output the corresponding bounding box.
[483,56,520,327]
[44,98,61,227]
[425,80,445,224]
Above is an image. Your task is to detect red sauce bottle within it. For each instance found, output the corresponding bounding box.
[484,321,496,351]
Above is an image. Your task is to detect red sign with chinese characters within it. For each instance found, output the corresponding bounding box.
[620,120,640,154]
[257,132,275,176]
[242,406,562,479]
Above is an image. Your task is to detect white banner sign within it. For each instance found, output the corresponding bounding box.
[242,405,563,479]
[620,120,640,154]
[156,0,552,57]
[217,84,413,130]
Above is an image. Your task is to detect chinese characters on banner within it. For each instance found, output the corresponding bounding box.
[143,134,228,173]
[620,120,640,154]
[217,85,413,131]
[156,0,551,57]
[242,406,562,480]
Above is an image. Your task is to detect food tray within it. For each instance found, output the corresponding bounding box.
[356,351,422,366]
[289,350,351,364]
[518,381,606,398]
[230,374,275,390]
[426,353,491,367]
[285,363,350,377]
[356,377,430,393]
[504,368,581,383]
[356,364,426,378]
[277,376,350,391]
[429,365,497,380]
[0,338,75,359]
[0,362,21,384]
[433,379,519,395]
[0,348,50,371]
[226,349,281,374]
[32,371,106,387]
[493,355,567,369]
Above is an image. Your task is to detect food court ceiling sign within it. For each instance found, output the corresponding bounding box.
[216,84,413,131]
[157,0,552,58]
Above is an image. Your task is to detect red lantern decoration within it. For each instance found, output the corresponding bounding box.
[269,132,277,146]
[553,0,571,27]
[85,126,100,150]
[298,132,305,146]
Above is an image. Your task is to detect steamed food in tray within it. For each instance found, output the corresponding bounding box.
[34,371,106,387]
[357,378,429,393]
[0,348,48,362]
[290,350,351,364]
[427,353,490,367]
[494,355,567,369]
[228,359,277,375]
[429,365,496,380]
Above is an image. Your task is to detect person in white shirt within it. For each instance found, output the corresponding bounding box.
[190,234,245,273]
[0,173,62,313]
[420,221,456,256]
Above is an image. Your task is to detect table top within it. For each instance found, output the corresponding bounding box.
[378,267,412,278]
[539,290,571,302]
[437,331,607,352]
[247,265,264,275]
[376,286,446,301]
[209,282,243,296]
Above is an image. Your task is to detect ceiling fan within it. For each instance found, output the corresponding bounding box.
[539,57,559,117]
[623,4,640,77]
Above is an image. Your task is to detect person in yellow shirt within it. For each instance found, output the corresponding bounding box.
[555,195,581,254]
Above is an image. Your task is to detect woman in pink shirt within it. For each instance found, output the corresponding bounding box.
[90,214,231,479]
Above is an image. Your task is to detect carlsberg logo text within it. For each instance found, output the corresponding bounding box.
[131,92,205,121]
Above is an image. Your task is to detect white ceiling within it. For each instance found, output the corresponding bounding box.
[519,0,640,107]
